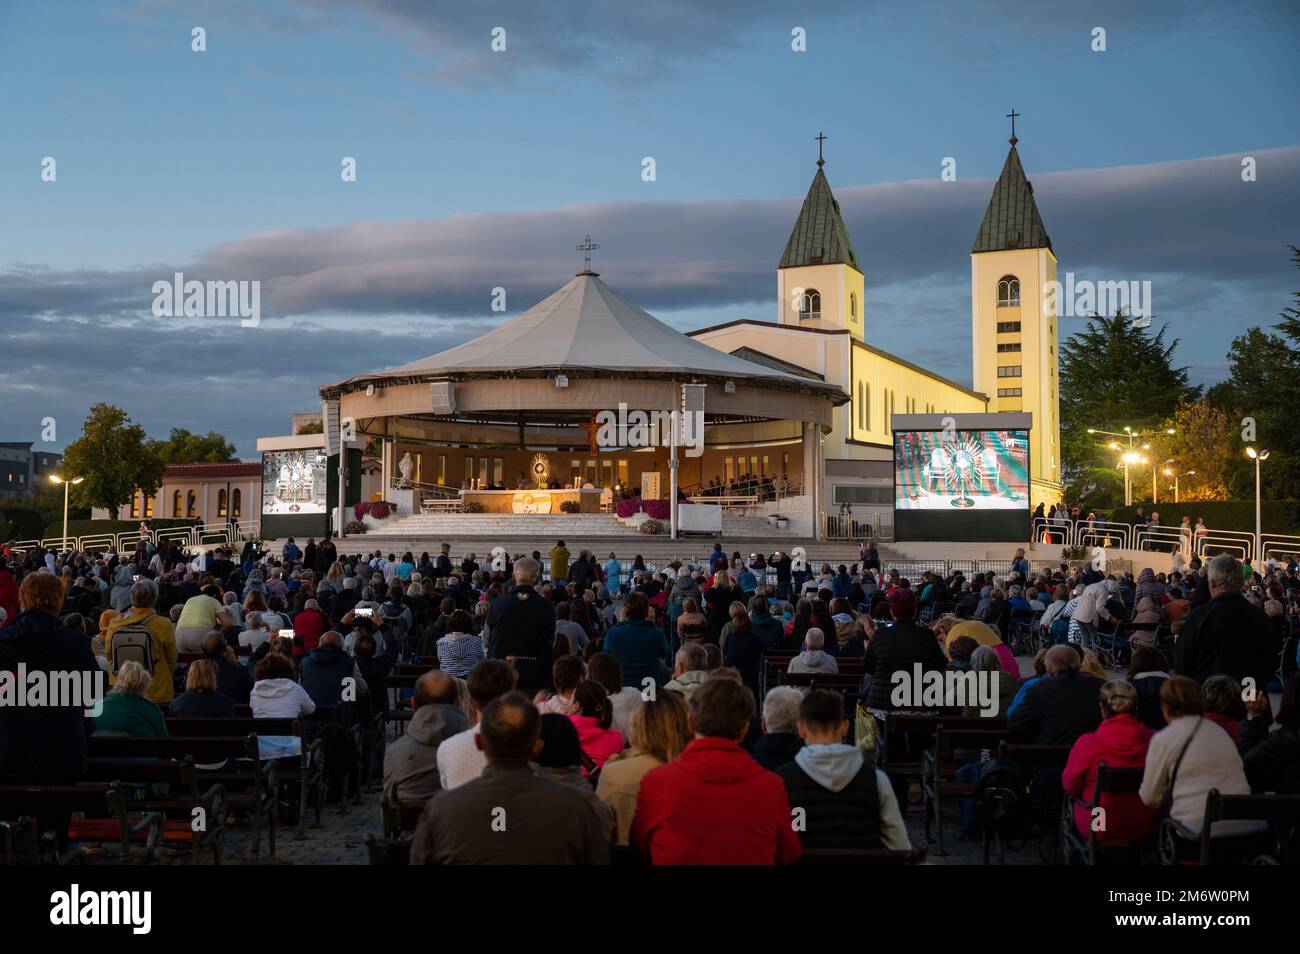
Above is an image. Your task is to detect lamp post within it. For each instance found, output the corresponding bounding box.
[1087,425,1175,507]
[1246,447,1269,563]
[48,473,85,548]
[1163,465,1194,503]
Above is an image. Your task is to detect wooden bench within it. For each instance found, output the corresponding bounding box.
[88,735,278,858]
[381,797,429,840]
[878,714,1009,798]
[0,783,137,864]
[922,725,1016,855]
[167,717,328,828]
[1160,791,1300,865]
[1060,762,1148,865]
[82,755,226,864]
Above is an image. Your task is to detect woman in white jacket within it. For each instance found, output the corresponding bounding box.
[1139,674,1255,838]
[250,652,316,757]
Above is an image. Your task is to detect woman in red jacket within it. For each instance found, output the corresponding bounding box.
[568,680,625,771]
[1061,678,1157,844]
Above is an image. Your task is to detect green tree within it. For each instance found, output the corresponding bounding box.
[60,404,165,513]
[1059,311,1198,484]
[149,428,238,465]
[296,420,324,435]
[1145,398,1241,501]
[1218,246,1300,498]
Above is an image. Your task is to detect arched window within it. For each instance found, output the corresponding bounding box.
[232,489,242,518]
[144,495,154,518]
[186,490,197,518]
[172,490,182,517]
[217,488,228,517]
[800,288,821,320]
[997,276,1020,306]
[864,384,870,430]
[850,292,857,321]
[129,494,140,519]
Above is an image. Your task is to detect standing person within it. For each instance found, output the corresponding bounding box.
[0,572,101,782]
[603,552,624,597]
[631,675,801,865]
[604,590,671,686]
[410,693,611,865]
[549,540,571,586]
[1175,553,1276,688]
[487,557,556,693]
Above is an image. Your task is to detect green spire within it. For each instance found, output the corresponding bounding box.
[779,165,861,271]
[972,143,1052,254]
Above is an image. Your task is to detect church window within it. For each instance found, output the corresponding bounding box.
[850,293,857,321]
[232,489,242,518]
[172,490,182,517]
[864,385,870,430]
[800,289,821,320]
[997,276,1020,306]
[129,494,140,519]
[186,490,197,518]
[217,488,228,517]
[144,495,153,518]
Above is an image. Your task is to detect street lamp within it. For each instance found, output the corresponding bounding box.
[48,473,85,548]
[1163,463,1194,503]
[1087,425,1175,506]
[1246,447,1270,563]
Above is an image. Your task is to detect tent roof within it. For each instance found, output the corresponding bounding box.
[322,272,847,403]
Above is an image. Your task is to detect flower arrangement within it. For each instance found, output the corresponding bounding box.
[370,501,392,520]
[345,520,367,534]
[639,518,663,535]
[462,501,485,514]
[559,500,581,513]
[353,501,372,520]
[616,499,670,520]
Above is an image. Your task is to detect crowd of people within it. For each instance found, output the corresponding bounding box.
[1,529,1298,865]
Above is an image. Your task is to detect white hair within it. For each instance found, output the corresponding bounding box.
[762,686,803,733]
[804,627,825,650]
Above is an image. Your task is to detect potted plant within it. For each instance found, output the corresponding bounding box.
[639,518,663,535]
[559,500,581,514]
[462,501,484,514]
[345,520,367,534]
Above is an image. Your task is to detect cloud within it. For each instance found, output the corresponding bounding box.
[2,147,1296,455]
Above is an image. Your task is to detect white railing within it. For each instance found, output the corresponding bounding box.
[1260,533,1300,563]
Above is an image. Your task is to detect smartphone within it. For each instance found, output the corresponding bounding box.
[280,628,295,641]
[132,574,140,582]
[354,607,374,618]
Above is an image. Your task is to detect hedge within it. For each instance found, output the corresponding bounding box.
[1108,501,1300,536]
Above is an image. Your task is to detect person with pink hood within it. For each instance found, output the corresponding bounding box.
[945,618,1020,678]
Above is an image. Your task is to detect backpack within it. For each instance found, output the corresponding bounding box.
[110,613,159,676]
[974,756,1034,839]
[1049,617,1070,646]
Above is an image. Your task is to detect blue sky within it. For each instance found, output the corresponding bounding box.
[1,0,1297,456]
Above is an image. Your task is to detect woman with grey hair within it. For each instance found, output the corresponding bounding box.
[960,645,1019,718]
[93,660,168,738]
[1061,678,1156,846]
[1201,674,1246,743]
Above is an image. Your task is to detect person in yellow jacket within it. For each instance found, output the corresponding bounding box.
[549,540,571,585]
[103,577,178,704]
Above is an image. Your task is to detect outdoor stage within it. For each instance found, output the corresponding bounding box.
[460,487,603,513]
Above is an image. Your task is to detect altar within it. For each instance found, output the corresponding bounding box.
[460,487,604,514]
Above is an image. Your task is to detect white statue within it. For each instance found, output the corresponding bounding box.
[397,452,413,488]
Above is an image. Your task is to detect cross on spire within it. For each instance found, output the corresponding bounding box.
[815,131,827,167]
[1006,109,1020,146]
[576,234,599,274]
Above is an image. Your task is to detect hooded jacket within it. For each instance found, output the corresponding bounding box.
[109,565,135,612]
[382,703,469,801]
[1061,712,1156,841]
[0,611,101,781]
[750,611,784,652]
[788,650,839,674]
[750,731,803,772]
[249,677,316,719]
[630,737,801,865]
[549,546,571,581]
[663,669,708,698]
[103,607,178,704]
[778,743,910,850]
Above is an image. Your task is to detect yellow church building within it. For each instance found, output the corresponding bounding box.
[689,129,1063,522]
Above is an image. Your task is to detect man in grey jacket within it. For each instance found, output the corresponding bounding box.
[383,670,468,802]
[788,628,839,674]
[410,692,611,864]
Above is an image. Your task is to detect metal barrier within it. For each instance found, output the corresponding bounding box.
[1260,534,1300,563]
[1196,530,1255,560]
[1133,526,1188,553]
